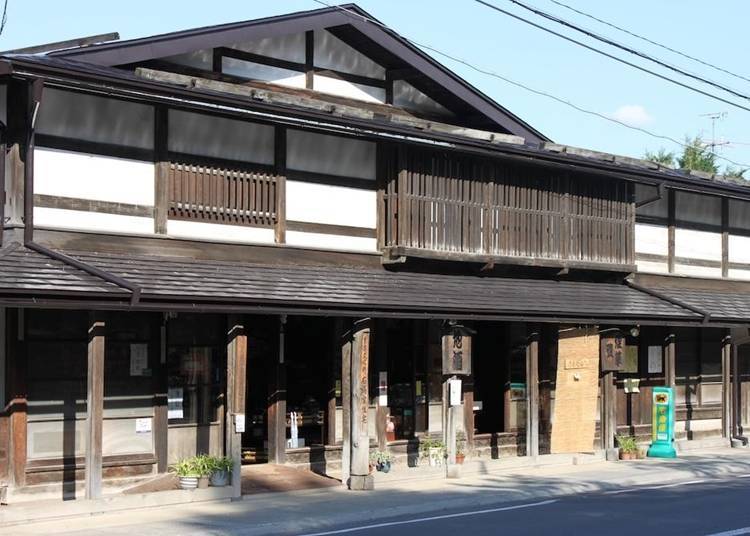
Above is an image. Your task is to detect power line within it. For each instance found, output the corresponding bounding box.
[472,0,750,114]
[0,1,9,37]
[499,0,750,104]
[310,0,750,170]
[546,0,750,86]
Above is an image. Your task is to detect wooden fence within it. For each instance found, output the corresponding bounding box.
[168,160,278,227]
[382,147,635,268]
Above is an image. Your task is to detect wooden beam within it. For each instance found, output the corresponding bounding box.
[153,317,168,473]
[227,315,247,499]
[154,106,169,235]
[722,197,729,278]
[305,31,314,91]
[274,126,287,244]
[526,328,540,458]
[722,332,732,439]
[600,370,617,453]
[667,189,676,274]
[85,312,105,500]
[326,319,343,445]
[0,32,119,55]
[348,319,373,490]
[664,333,676,390]
[341,325,352,485]
[267,316,286,464]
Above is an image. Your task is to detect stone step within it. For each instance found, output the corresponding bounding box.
[675,436,729,452]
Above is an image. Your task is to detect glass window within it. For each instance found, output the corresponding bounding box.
[675,191,722,228]
[287,129,376,180]
[313,30,385,79]
[167,314,225,425]
[634,183,668,221]
[168,109,274,165]
[37,88,154,150]
[729,199,750,232]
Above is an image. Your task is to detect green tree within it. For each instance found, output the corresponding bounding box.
[677,136,718,174]
[644,148,676,167]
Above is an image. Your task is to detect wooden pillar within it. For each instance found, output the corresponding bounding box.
[153,106,168,235]
[325,319,342,446]
[341,326,352,486]
[462,378,475,454]
[274,126,287,244]
[227,316,247,499]
[7,309,26,488]
[664,333,676,389]
[722,333,732,439]
[85,312,105,500]
[5,80,30,233]
[267,316,286,464]
[375,319,388,451]
[525,329,540,459]
[348,319,373,491]
[667,189,676,274]
[153,317,168,473]
[600,370,617,453]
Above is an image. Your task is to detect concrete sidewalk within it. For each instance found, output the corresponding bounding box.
[4,446,750,535]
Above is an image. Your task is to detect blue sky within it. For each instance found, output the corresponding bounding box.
[4,0,749,172]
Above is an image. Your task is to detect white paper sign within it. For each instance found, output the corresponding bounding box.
[235,414,245,433]
[130,343,149,376]
[135,417,152,434]
[378,371,388,407]
[449,378,462,406]
[648,346,663,374]
[168,387,184,419]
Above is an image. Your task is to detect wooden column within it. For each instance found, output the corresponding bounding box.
[267,316,286,464]
[375,320,388,451]
[667,189,676,274]
[153,317,168,473]
[5,80,30,233]
[600,370,617,453]
[462,378,475,455]
[7,309,26,488]
[274,126,287,244]
[153,106,168,235]
[325,319,342,446]
[348,319,373,491]
[722,333,732,439]
[664,333,676,389]
[341,326,352,486]
[227,316,247,499]
[722,197,729,279]
[85,312,105,500]
[526,329,540,458]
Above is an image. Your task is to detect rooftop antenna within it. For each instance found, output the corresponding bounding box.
[699,112,728,153]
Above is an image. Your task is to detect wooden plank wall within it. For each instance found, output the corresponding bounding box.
[384,146,634,266]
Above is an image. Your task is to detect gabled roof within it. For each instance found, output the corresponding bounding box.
[48,3,548,142]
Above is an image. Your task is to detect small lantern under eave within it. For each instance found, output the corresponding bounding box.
[441,322,473,376]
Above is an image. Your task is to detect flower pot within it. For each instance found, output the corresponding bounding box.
[429,447,442,466]
[198,475,209,489]
[377,461,391,473]
[210,470,230,487]
[619,451,635,461]
[386,431,396,442]
[179,476,199,490]
[455,453,465,465]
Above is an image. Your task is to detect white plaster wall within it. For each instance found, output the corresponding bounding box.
[167,220,275,244]
[35,148,155,206]
[286,231,377,253]
[222,57,306,88]
[729,235,750,263]
[634,223,668,256]
[675,228,722,261]
[286,180,376,228]
[674,418,722,433]
[34,207,155,235]
[103,418,153,456]
[728,269,750,281]
[674,263,722,278]
[313,74,385,103]
[635,259,669,274]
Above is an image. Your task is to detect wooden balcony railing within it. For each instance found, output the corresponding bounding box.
[382,147,635,270]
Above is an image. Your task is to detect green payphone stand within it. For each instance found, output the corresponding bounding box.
[647,386,677,458]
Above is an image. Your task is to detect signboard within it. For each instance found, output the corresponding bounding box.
[130,343,149,376]
[378,371,388,407]
[167,387,184,419]
[623,345,639,373]
[600,332,625,372]
[648,346,663,373]
[448,378,462,406]
[135,417,152,434]
[442,328,472,376]
[235,413,246,433]
[647,386,677,458]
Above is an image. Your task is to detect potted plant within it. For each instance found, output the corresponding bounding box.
[420,437,445,467]
[194,454,212,488]
[455,431,466,465]
[172,457,200,490]
[209,456,234,487]
[616,435,638,460]
[370,450,393,473]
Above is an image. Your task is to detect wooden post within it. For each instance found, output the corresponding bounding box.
[341,326,352,486]
[274,126,287,244]
[85,312,105,500]
[348,319,373,491]
[267,316,286,464]
[526,329,540,459]
[600,370,617,454]
[722,333,732,439]
[462,378,475,455]
[375,319,388,451]
[153,317,168,473]
[667,189,676,274]
[7,309,26,488]
[153,106,168,235]
[664,333,676,390]
[325,319,342,445]
[227,316,247,499]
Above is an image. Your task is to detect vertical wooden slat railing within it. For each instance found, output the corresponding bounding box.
[383,147,634,268]
[168,160,278,228]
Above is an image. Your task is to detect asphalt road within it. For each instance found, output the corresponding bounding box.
[296,477,750,536]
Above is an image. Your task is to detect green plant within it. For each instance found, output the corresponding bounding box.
[369,450,392,465]
[171,457,200,477]
[616,435,638,454]
[192,454,213,476]
[420,437,446,458]
[211,456,234,473]
[456,431,466,456]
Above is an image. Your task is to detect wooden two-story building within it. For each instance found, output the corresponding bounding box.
[1,4,749,498]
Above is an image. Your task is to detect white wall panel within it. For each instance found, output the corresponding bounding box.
[674,228,722,261]
[287,130,376,180]
[286,180,376,228]
[635,223,668,256]
[35,207,154,235]
[729,235,750,263]
[674,264,722,278]
[167,220,275,244]
[635,260,669,274]
[286,231,377,253]
[313,74,385,103]
[35,148,155,205]
[729,269,750,281]
[222,57,306,88]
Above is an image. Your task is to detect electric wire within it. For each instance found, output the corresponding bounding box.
[311,0,750,170]
[472,0,750,114]
[499,0,750,103]
[546,0,750,85]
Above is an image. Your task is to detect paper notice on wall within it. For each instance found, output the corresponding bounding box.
[168,387,184,419]
[378,371,388,407]
[648,346,663,373]
[130,343,149,376]
[135,417,152,434]
[449,378,462,406]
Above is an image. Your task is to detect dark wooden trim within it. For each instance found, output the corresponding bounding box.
[305,31,314,90]
[0,137,5,247]
[36,134,154,162]
[722,197,729,278]
[636,252,725,270]
[217,46,306,75]
[525,328,539,458]
[34,194,154,218]
[8,309,27,487]
[286,220,376,239]
[667,189,676,274]
[154,316,168,473]
[275,126,287,244]
[384,71,394,105]
[154,106,169,235]
[85,311,105,500]
[212,48,223,74]
[286,169,376,190]
[226,315,246,498]
[166,151,275,175]
[267,316,286,464]
[26,453,156,473]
